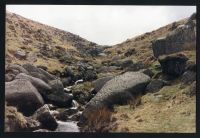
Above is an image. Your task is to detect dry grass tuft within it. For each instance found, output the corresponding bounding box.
[86,107,112,132]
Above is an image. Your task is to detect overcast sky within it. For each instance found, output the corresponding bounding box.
[6,5,196,45]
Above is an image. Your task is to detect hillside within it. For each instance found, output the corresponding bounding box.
[6,11,105,73]
[5,12,196,133]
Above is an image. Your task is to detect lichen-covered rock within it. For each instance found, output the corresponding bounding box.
[93,76,114,93]
[80,72,150,124]
[5,79,44,116]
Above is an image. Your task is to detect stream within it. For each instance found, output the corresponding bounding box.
[55,120,80,132]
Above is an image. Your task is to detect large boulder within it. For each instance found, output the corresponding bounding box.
[47,80,73,107]
[15,73,52,96]
[31,105,58,130]
[152,14,196,58]
[22,63,56,83]
[80,72,150,123]
[158,53,189,76]
[93,76,114,93]
[5,79,44,116]
[146,79,169,93]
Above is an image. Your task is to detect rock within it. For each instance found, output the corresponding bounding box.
[5,79,44,116]
[68,112,82,121]
[47,80,73,107]
[158,53,189,76]
[5,64,29,82]
[61,77,72,87]
[152,17,196,58]
[26,52,37,62]
[25,117,41,131]
[58,54,74,64]
[181,71,196,84]
[5,73,15,82]
[186,60,196,72]
[140,69,154,78]
[22,63,56,83]
[62,66,75,78]
[81,70,97,81]
[57,108,78,121]
[49,110,60,118]
[126,61,145,71]
[124,48,136,57]
[86,47,103,57]
[98,53,107,57]
[48,79,64,93]
[97,66,120,73]
[14,49,26,59]
[121,59,134,69]
[32,105,58,130]
[93,76,114,93]
[6,64,29,75]
[146,79,165,93]
[73,90,92,105]
[37,65,48,71]
[47,93,73,107]
[80,72,150,123]
[15,73,52,96]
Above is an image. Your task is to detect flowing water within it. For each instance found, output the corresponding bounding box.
[55,121,80,132]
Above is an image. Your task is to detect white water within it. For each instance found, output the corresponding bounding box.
[55,121,80,132]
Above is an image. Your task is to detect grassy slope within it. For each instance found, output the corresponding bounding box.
[111,81,196,133]
[105,16,196,133]
[103,18,188,67]
[6,11,99,72]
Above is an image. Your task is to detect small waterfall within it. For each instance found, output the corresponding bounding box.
[55,121,80,132]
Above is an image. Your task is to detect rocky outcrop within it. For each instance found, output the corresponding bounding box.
[158,53,188,77]
[152,13,196,58]
[5,79,44,116]
[80,72,150,124]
